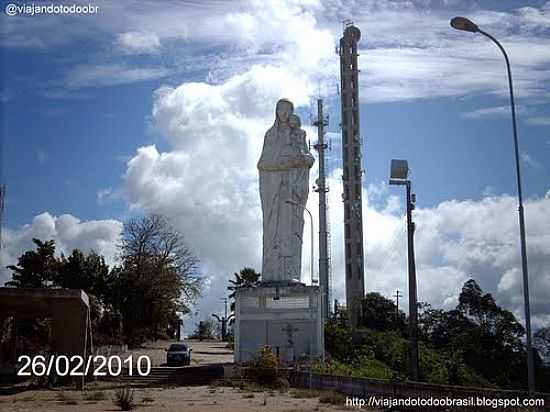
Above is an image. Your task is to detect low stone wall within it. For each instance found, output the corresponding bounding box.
[291,371,550,404]
[93,344,128,356]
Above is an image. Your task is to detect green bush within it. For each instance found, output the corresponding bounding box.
[321,327,492,388]
[324,320,353,361]
[362,330,408,373]
[243,346,288,388]
[314,357,396,380]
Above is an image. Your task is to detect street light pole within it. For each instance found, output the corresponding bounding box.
[450,17,535,392]
[405,181,419,382]
[286,199,315,284]
[389,160,419,381]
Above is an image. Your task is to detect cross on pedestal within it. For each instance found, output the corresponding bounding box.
[281,323,299,347]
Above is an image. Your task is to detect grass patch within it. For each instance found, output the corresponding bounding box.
[241,382,266,392]
[319,391,346,405]
[242,393,255,399]
[141,394,154,403]
[314,357,396,380]
[290,389,325,398]
[83,390,106,401]
[55,392,79,405]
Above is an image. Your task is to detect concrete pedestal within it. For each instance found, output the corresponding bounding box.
[234,282,323,363]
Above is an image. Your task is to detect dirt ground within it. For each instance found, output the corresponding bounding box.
[127,339,234,366]
[0,384,354,411]
[0,340,372,411]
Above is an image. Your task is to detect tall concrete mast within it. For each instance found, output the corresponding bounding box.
[0,185,5,252]
[313,98,330,320]
[339,22,365,328]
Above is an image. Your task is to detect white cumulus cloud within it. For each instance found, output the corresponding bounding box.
[1,213,122,284]
[117,31,161,55]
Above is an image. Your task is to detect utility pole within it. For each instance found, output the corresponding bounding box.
[393,289,403,322]
[222,297,228,320]
[313,98,330,320]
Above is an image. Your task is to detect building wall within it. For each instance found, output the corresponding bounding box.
[235,284,323,363]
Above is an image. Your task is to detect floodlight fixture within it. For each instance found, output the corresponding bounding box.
[389,159,409,185]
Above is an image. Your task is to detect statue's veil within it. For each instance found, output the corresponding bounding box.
[259,98,294,170]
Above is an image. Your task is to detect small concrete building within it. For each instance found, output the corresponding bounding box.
[0,287,91,381]
[234,282,323,363]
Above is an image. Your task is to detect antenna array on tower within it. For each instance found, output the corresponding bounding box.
[312,99,331,319]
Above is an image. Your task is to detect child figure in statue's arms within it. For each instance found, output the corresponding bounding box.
[281,114,312,169]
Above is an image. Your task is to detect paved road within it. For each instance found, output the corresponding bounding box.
[127,339,233,367]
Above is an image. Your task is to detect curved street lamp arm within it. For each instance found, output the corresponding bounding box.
[304,206,315,284]
[478,29,523,204]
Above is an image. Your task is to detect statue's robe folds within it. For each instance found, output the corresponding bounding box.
[258,118,314,282]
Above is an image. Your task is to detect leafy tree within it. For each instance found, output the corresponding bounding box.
[6,239,58,288]
[417,280,536,389]
[534,327,550,363]
[54,249,110,302]
[419,306,476,349]
[5,239,59,352]
[117,214,202,345]
[191,319,216,341]
[360,292,406,333]
[324,319,353,362]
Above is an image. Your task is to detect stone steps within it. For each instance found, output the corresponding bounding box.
[114,365,225,386]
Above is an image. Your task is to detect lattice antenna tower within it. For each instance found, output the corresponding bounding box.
[312,98,331,320]
[339,21,365,329]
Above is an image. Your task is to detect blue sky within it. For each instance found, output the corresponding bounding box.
[1,0,549,329]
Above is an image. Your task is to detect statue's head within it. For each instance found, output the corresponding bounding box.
[288,114,301,129]
[276,98,293,124]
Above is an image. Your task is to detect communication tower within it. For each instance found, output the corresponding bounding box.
[313,99,331,320]
[338,22,365,328]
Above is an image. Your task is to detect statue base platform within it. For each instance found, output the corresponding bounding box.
[234,282,324,363]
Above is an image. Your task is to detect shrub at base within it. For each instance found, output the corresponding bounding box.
[244,346,288,388]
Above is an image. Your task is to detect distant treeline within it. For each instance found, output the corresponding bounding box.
[324,280,550,392]
[3,214,203,349]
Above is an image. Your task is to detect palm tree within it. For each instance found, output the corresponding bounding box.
[227,267,260,318]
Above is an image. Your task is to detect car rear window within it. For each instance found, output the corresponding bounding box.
[169,344,187,351]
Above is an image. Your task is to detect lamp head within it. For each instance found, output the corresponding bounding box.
[450,16,479,33]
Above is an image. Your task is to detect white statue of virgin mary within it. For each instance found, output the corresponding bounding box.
[257,99,315,282]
